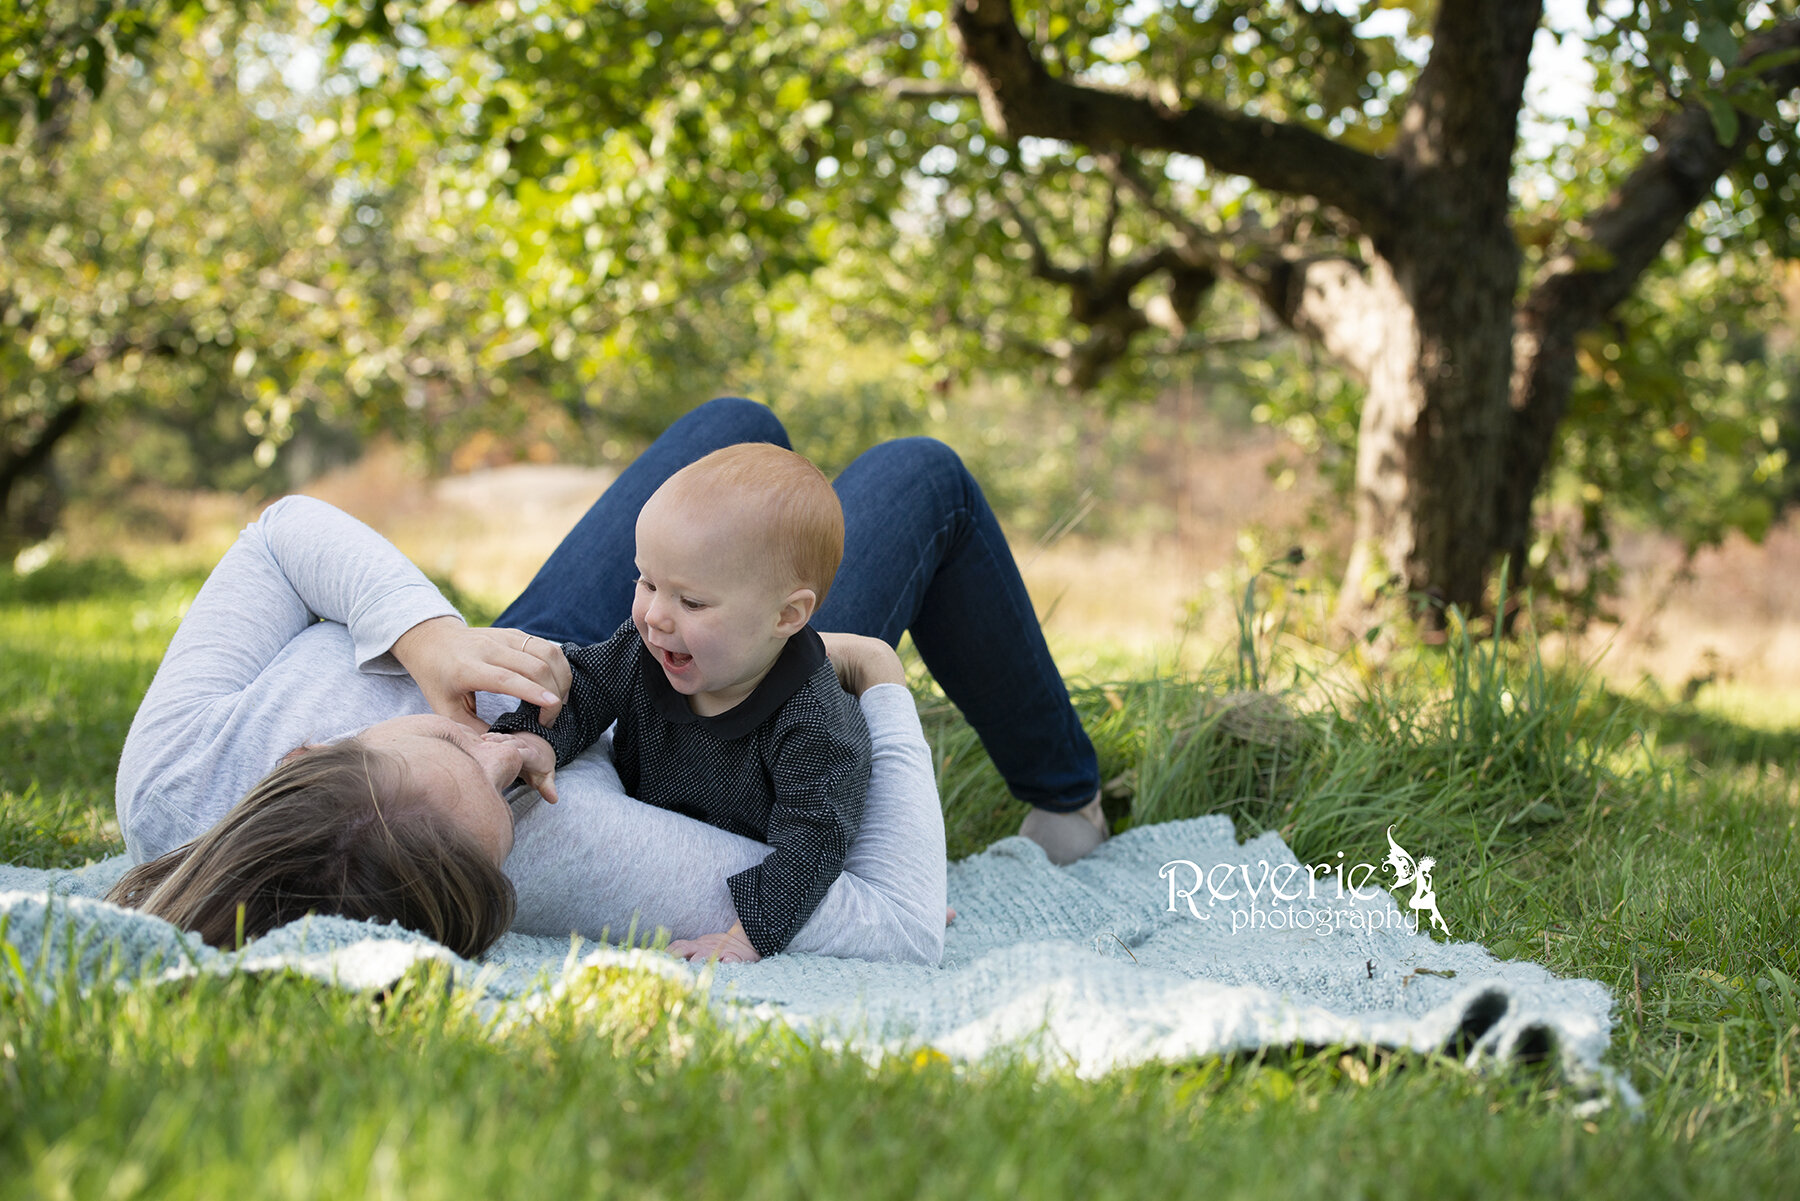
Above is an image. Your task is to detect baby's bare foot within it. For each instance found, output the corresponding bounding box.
[946,906,957,926]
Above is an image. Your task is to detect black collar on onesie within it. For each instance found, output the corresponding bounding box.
[640,625,828,739]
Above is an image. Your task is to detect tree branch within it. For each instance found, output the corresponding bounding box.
[1100,155,1214,260]
[1002,183,1210,332]
[988,178,1229,389]
[1523,18,1800,347]
[996,193,1076,287]
[874,78,979,102]
[0,398,87,527]
[1503,16,1800,559]
[1103,155,1387,381]
[950,0,1393,228]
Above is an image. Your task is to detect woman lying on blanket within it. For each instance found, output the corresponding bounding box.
[106,399,1108,965]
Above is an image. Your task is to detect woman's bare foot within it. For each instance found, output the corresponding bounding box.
[1019,791,1108,864]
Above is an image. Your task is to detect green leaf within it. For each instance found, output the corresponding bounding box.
[775,75,809,112]
[1700,91,1739,146]
[1701,419,1745,455]
[1740,45,1800,77]
[81,37,106,100]
[1697,21,1737,67]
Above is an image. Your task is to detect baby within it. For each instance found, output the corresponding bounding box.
[490,442,872,962]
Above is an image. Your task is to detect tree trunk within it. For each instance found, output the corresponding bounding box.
[1336,271,1516,626]
[1340,220,1523,628]
[950,1,1799,634]
[0,399,88,539]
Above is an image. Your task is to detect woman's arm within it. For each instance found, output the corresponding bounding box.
[793,683,947,964]
[115,496,562,860]
[142,496,459,695]
[116,497,464,856]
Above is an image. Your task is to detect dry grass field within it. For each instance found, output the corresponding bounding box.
[48,428,1800,718]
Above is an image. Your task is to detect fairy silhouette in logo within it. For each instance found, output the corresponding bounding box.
[1384,826,1449,936]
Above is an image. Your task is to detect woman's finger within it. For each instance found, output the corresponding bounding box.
[528,640,572,705]
[507,648,568,705]
[514,644,570,724]
[490,631,571,711]
[504,653,567,725]
[481,665,566,716]
[418,678,490,732]
[499,647,566,697]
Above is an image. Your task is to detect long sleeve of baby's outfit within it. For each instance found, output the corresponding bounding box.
[491,620,638,766]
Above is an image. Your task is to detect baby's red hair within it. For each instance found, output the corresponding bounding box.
[657,443,844,607]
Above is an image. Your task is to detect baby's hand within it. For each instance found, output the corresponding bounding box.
[667,922,761,964]
[483,731,559,804]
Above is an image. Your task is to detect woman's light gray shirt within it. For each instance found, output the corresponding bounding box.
[115,495,947,964]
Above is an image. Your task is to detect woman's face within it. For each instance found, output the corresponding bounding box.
[355,714,521,866]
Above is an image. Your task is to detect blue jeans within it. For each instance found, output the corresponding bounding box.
[498,397,1101,813]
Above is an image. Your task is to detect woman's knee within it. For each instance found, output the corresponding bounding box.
[855,436,978,501]
[675,396,790,450]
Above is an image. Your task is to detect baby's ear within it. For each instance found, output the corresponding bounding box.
[776,588,817,634]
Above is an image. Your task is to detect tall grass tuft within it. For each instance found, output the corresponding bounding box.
[925,561,1628,877]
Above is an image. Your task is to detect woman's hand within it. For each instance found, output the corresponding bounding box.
[819,631,906,696]
[392,616,572,732]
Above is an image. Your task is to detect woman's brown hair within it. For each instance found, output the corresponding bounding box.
[107,739,515,959]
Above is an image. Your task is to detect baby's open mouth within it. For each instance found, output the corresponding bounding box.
[661,648,693,669]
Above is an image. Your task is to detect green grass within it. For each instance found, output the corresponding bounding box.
[4,560,1799,1198]
[0,559,195,865]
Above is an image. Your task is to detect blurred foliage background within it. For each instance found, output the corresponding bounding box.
[1,0,1796,630]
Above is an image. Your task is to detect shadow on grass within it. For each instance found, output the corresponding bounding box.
[0,557,139,605]
[1594,687,1800,769]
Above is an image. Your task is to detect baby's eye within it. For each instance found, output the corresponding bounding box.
[635,576,653,592]
[680,597,705,611]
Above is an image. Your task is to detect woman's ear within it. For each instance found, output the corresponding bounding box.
[776,588,818,635]
[279,744,321,765]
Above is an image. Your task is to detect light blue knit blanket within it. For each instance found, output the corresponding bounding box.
[0,815,1634,1106]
